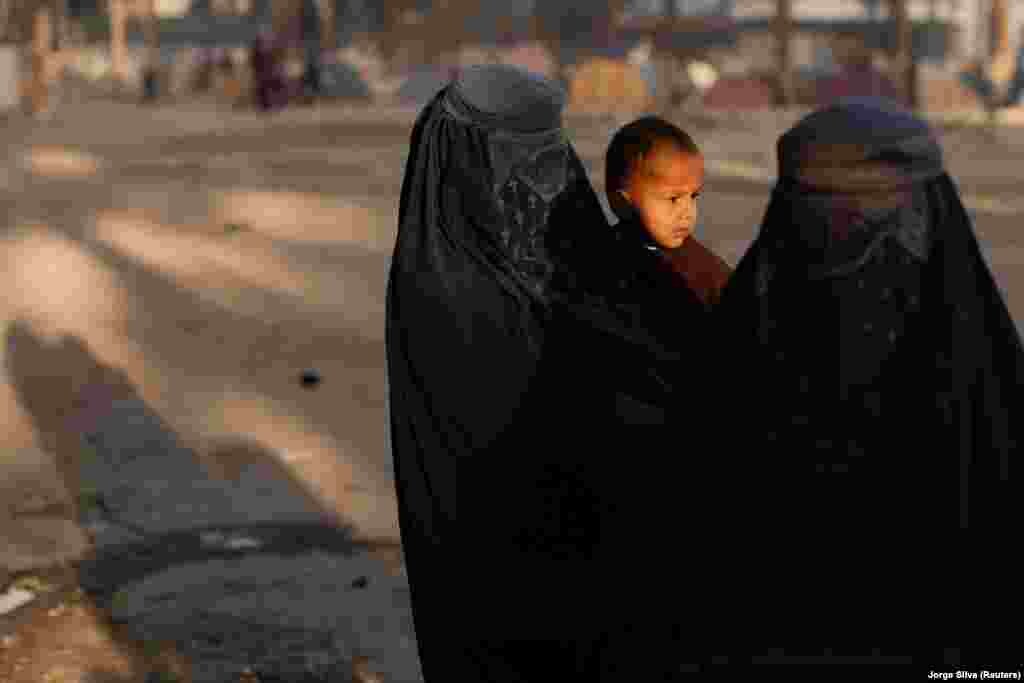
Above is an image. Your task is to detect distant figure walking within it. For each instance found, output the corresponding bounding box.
[251,30,284,112]
[193,47,214,93]
[302,43,322,100]
[1005,35,1024,107]
[142,47,160,104]
[250,36,267,110]
[268,41,289,109]
[816,48,901,107]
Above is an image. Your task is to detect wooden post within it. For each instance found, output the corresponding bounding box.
[609,0,627,25]
[377,1,412,70]
[425,0,450,66]
[31,4,52,115]
[887,0,913,108]
[531,1,557,71]
[990,0,1009,58]
[0,1,10,42]
[110,0,127,87]
[985,0,1014,96]
[32,5,52,58]
[145,0,159,55]
[653,1,680,110]
[271,0,295,37]
[437,0,474,66]
[143,0,160,101]
[321,0,336,52]
[774,0,794,106]
[53,0,66,49]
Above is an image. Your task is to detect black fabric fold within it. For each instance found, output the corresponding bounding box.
[390,64,735,680]
[714,99,1023,542]
[387,65,615,680]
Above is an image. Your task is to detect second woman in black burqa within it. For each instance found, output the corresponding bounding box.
[602,97,1024,677]
[714,98,1024,565]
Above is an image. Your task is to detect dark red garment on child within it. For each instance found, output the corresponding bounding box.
[662,235,734,309]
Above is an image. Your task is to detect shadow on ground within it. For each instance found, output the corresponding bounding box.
[4,321,418,682]
[3,181,400,540]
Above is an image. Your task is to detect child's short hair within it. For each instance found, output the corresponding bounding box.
[605,116,701,194]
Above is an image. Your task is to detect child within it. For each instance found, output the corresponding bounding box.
[605,115,733,311]
[545,114,733,434]
[563,117,736,637]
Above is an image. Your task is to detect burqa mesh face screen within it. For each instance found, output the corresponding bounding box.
[441,66,575,298]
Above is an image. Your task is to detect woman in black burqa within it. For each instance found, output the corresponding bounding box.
[551,97,1024,678]
[715,98,1023,546]
[582,97,1024,675]
[386,64,637,680]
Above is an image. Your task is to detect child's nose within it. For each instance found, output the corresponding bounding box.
[676,203,695,220]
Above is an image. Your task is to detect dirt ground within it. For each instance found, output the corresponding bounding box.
[0,98,420,682]
[2,95,1023,681]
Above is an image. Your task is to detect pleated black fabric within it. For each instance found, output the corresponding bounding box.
[715,97,1024,541]
[541,177,727,683]
[386,64,617,681]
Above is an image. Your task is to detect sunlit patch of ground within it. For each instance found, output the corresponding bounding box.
[20,148,103,180]
[0,225,154,448]
[211,190,397,251]
[705,159,775,184]
[931,105,1024,128]
[9,209,396,542]
[91,208,308,299]
[980,244,1024,267]
[89,207,386,330]
[0,225,130,344]
[0,381,41,453]
[0,446,87,574]
[190,390,398,543]
[962,195,1024,215]
[0,602,143,683]
[0,564,190,683]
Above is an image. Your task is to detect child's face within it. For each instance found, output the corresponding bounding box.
[617,145,704,250]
